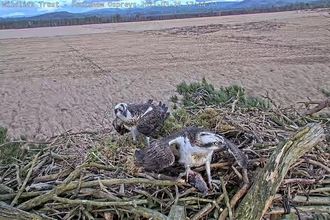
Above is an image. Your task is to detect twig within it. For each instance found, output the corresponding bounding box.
[0,201,43,220]
[0,191,47,201]
[17,166,82,211]
[219,176,233,220]
[274,194,330,205]
[189,194,225,220]
[64,178,187,191]
[83,210,95,220]
[11,151,40,206]
[282,178,316,185]
[123,206,168,220]
[0,140,50,148]
[33,168,74,183]
[267,205,330,215]
[15,165,22,188]
[194,162,230,172]
[191,203,212,220]
[301,97,330,116]
[53,196,148,206]
[218,182,251,220]
[303,158,330,174]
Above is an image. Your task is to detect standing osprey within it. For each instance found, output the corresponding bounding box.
[135,126,248,190]
[114,99,170,145]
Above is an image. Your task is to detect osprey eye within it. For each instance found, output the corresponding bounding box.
[214,142,219,145]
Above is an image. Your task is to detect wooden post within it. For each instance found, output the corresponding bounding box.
[235,123,324,220]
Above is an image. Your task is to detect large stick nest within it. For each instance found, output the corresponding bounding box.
[0,80,329,220]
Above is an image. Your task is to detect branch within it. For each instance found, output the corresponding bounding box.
[0,201,43,220]
[274,194,330,205]
[123,207,168,220]
[17,166,82,211]
[301,97,330,117]
[235,123,324,220]
[267,206,330,215]
[53,196,148,206]
[11,151,40,206]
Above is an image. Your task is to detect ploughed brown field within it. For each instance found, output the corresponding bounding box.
[0,10,329,140]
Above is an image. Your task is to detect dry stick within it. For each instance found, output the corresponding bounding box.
[308,187,330,193]
[282,178,319,185]
[83,210,95,220]
[235,123,324,220]
[191,203,213,220]
[273,194,330,205]
[33,163,116,183]
[64,178,187,191]
[53,196,148,206]
[33,168,74,183]
[218,182,251,220]
[17,166,82,211]
[0,184,14,194]
[0,140,50,148]
[11,151,40,206]
[18,177,185,211]
[301,97,330,116]
[191,194,225,220]
[0,191,47,201]
[0,201,43,220]
[190,194,225,220]
[84,162,117,171]
[123,207,168,220]
[15,165,22,188]
[303,158,330,174]
[267,206,330,215]
[219,177,233,220]
[194,162,230,172]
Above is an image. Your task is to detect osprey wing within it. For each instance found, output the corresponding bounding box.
[127,100,154,116]
[136,101,170,136]
[135,139,175,172]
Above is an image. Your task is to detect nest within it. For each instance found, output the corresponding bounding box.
[0,82,329,220]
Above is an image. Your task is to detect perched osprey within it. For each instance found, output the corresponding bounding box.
[114,99,170,145]
[135,126,248,190]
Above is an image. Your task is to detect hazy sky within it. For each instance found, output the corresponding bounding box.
[0,0,242,17]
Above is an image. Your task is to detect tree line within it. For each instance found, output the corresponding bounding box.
[0,2,329,30]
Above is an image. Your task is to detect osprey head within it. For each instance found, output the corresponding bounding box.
[114,103,128,118]
[197,131,225,150]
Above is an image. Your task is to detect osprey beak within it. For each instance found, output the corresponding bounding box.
[122,109,128,117]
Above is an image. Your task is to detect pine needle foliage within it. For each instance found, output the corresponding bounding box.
[174,77,271,110]
[321,88,330,97]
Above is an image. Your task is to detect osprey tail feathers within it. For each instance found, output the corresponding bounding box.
[224,139,249,169]
[158,101,170,120]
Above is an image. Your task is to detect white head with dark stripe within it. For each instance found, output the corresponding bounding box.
[195,131,225,150]
[114,103,130,120]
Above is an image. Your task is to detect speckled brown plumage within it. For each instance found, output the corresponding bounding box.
[134,126,211,171]
[114,99,170,144]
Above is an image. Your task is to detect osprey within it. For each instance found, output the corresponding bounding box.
[135,126,248,190]
[114,99,170,145]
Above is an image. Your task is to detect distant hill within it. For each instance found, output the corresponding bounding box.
[1,2,235,21]
[231,0,322,8]
[0,0,328,22]
[1,11,87,21]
